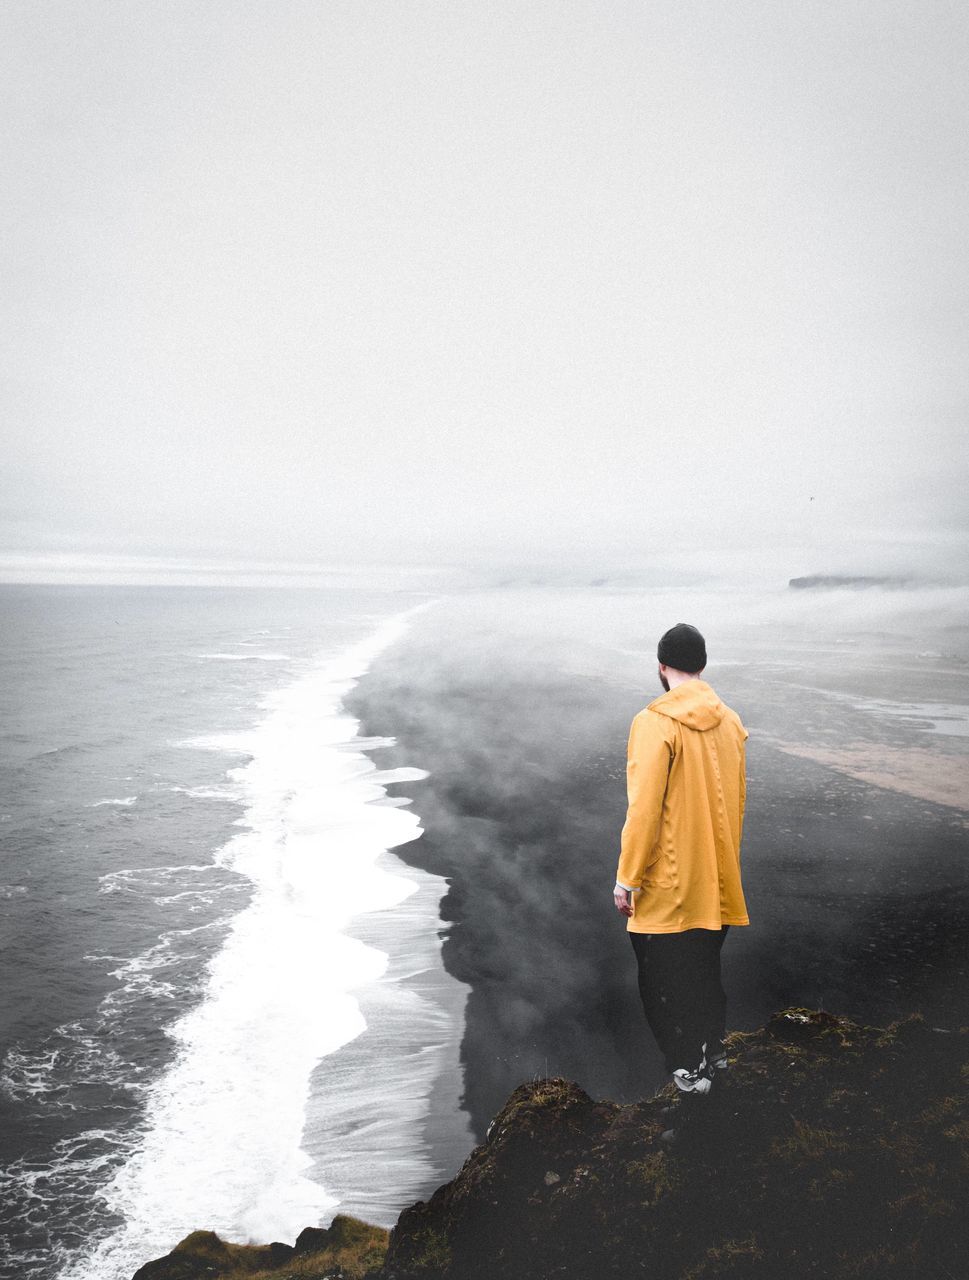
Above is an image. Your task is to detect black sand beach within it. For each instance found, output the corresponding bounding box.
[345,586,969,1143]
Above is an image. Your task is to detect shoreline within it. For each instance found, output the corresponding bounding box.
[301,846,474,1226]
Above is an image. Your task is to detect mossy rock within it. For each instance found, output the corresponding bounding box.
[294,1216,384,1256]
[133,1230,278,1279]
[132,1217,388,1280]
[379,1009,969,1279]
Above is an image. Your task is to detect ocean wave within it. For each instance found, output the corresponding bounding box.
[167,784,242,801]
[2,907,242,1109]
[173,731,258,754]
[90,797,138,808]
[0,1126,138,1280]
[194,652,292,662]
[0,1028,129,1108]
[97,862,240,891]
[367,766,430,786]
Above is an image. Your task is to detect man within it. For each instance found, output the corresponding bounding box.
[614,622,749,1098]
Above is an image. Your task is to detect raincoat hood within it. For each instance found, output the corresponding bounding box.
[647,679,725,732]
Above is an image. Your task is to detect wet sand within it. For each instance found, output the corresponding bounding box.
[765,739,969,817]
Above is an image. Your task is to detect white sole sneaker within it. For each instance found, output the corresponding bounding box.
[671,1068,712,1095]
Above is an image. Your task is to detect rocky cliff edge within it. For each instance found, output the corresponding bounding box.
[132,1008,969,1280]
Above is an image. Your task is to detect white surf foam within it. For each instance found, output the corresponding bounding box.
[60,601,461,1280]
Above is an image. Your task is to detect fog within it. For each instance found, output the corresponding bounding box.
[3,1,968,582]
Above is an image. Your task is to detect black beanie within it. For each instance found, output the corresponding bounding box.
[657,623,707,673]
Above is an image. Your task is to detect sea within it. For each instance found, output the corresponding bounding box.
[0,583,472,1280]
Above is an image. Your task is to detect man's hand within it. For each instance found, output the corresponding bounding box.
[613,883,634,918]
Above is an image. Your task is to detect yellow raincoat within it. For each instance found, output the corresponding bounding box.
[616,679,749,933]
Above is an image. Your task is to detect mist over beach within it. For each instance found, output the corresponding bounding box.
[344,577,969,1133]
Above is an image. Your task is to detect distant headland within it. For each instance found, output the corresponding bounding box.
[788,574,912,590]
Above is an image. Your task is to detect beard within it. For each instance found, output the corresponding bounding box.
[658,669,670,692]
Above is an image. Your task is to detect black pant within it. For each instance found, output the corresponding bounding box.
[629,926,730,1075]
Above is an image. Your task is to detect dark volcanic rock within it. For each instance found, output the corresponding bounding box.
[266,1240,295,1265]
[379,1008,969,1280]
[788,574,911,590]
[385,1078,618,1280]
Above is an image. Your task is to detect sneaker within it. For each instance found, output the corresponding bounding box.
[671,1068,712,1095]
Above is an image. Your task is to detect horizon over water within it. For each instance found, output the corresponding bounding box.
[0,584,472,1280]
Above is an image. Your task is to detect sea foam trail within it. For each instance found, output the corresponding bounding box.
[61,602,462,1280]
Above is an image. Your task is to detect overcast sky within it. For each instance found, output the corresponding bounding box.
[2,1,967,582]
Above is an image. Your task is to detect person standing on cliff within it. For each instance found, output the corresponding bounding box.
[613,623,749,1097]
